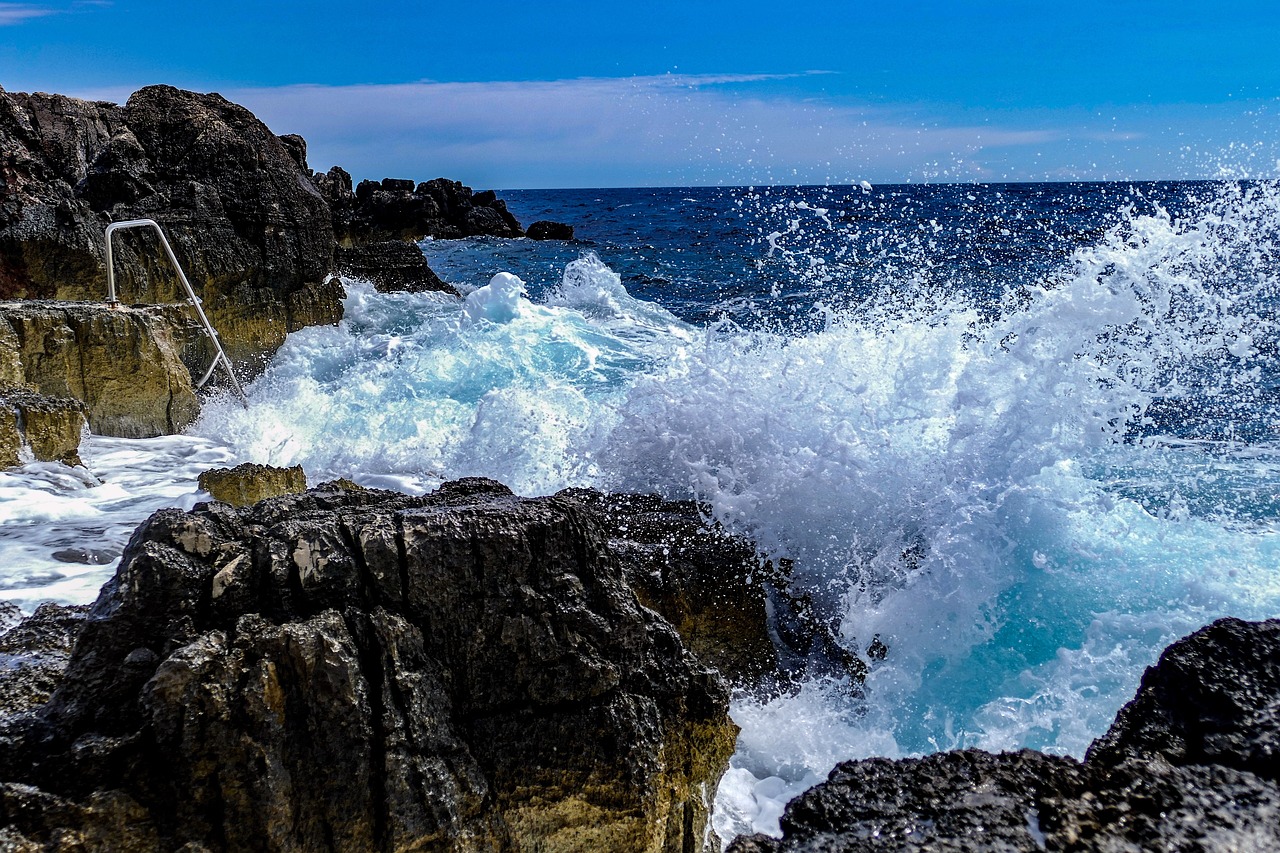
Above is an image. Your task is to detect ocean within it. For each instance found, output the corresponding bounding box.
[3,180,1279,843]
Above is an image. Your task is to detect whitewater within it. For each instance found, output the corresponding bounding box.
[2,180,1279,844]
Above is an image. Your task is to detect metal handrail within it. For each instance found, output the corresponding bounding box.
[104,219,247,404]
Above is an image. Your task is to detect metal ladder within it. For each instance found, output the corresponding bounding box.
[104,219,247,404]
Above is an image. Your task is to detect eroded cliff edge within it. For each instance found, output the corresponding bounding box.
[0,479,740,852]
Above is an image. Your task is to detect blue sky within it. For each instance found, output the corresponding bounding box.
[2,0,1278,188]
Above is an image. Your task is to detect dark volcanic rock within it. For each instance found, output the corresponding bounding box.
[730,750,1081,853]
[0,603,89,718]
[0,479,737,851]
[0,85,342,370]
[730,617,1280,852]
[317,168,524,243]
[564,489,778,687]
[335,240,451,293]
[527,220,575,241]
[1087,616,1280,779]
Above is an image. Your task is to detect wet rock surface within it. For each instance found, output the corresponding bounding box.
[0,479,738,852]
[0,300,199,438]
[0,389,86,467]
[0,603,89,718]
[334,239,451,293]
[197,461,307,506]
[729,617,1280,852]
[566,489,778,687]
[526,220,575,241]
[0,85,342,371]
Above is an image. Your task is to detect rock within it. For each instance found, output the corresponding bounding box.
[729,617,1280,852]
[317,170,525,243]
[0,300,199,437]
[0,85,342,372]
[730,750,1080,853]
[527,220,575,241]
[0,603,89,718]
[0,602,20,635]
[1087,616,1280,780]
[563,489,778,686]
[334,240,450,293]
[315,477,365,492]
[0,784,163,851]
[0,389,86,467]
[1,479,737,851]
[197,462,307,506]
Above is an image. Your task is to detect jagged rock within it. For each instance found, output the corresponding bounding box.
[0,603,89,718]
[197,462,307,506]
[564,490,777,686]
[0,784,163,851]
[0,85,342,371]
[1086,616,1280,779]
[316,169,524,243]
[0,389,86,467]
[0,300,198,437]
[334,240,451,293]
[527,220,575,241]
[315,477,365,492]
[729,617,1280,852]
[0,479,737,852]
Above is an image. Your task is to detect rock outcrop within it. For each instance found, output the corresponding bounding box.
[0,85,343,370]
[315,169,524,243]
[313,168,535,296]
[0,300,199,437]
[0,389,86,466]
[0,479,737,852]
[334,239,450,293]
[197,461,307,506]
[527,220,575,241]
[730,617,1280,852]
[0,603,89,718]
[567,490,778,687]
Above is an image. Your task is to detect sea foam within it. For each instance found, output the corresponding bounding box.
[4,181,1278,846]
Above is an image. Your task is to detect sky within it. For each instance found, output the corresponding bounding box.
[2,0,1279,188]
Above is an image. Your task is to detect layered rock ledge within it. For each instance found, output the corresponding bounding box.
[0,479,739,852]
[0,389,86,466]
[0,300,199,437]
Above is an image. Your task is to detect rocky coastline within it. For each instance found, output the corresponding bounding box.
[1,478,1279,851]
[728,617,1280,852]
[0,82,573,463]
[3,84,1280,852]
[0,479,745,851]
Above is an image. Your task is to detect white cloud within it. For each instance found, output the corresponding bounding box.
[66,73,1250,188]
[198,74,1064,188]
[0,3,54,24]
